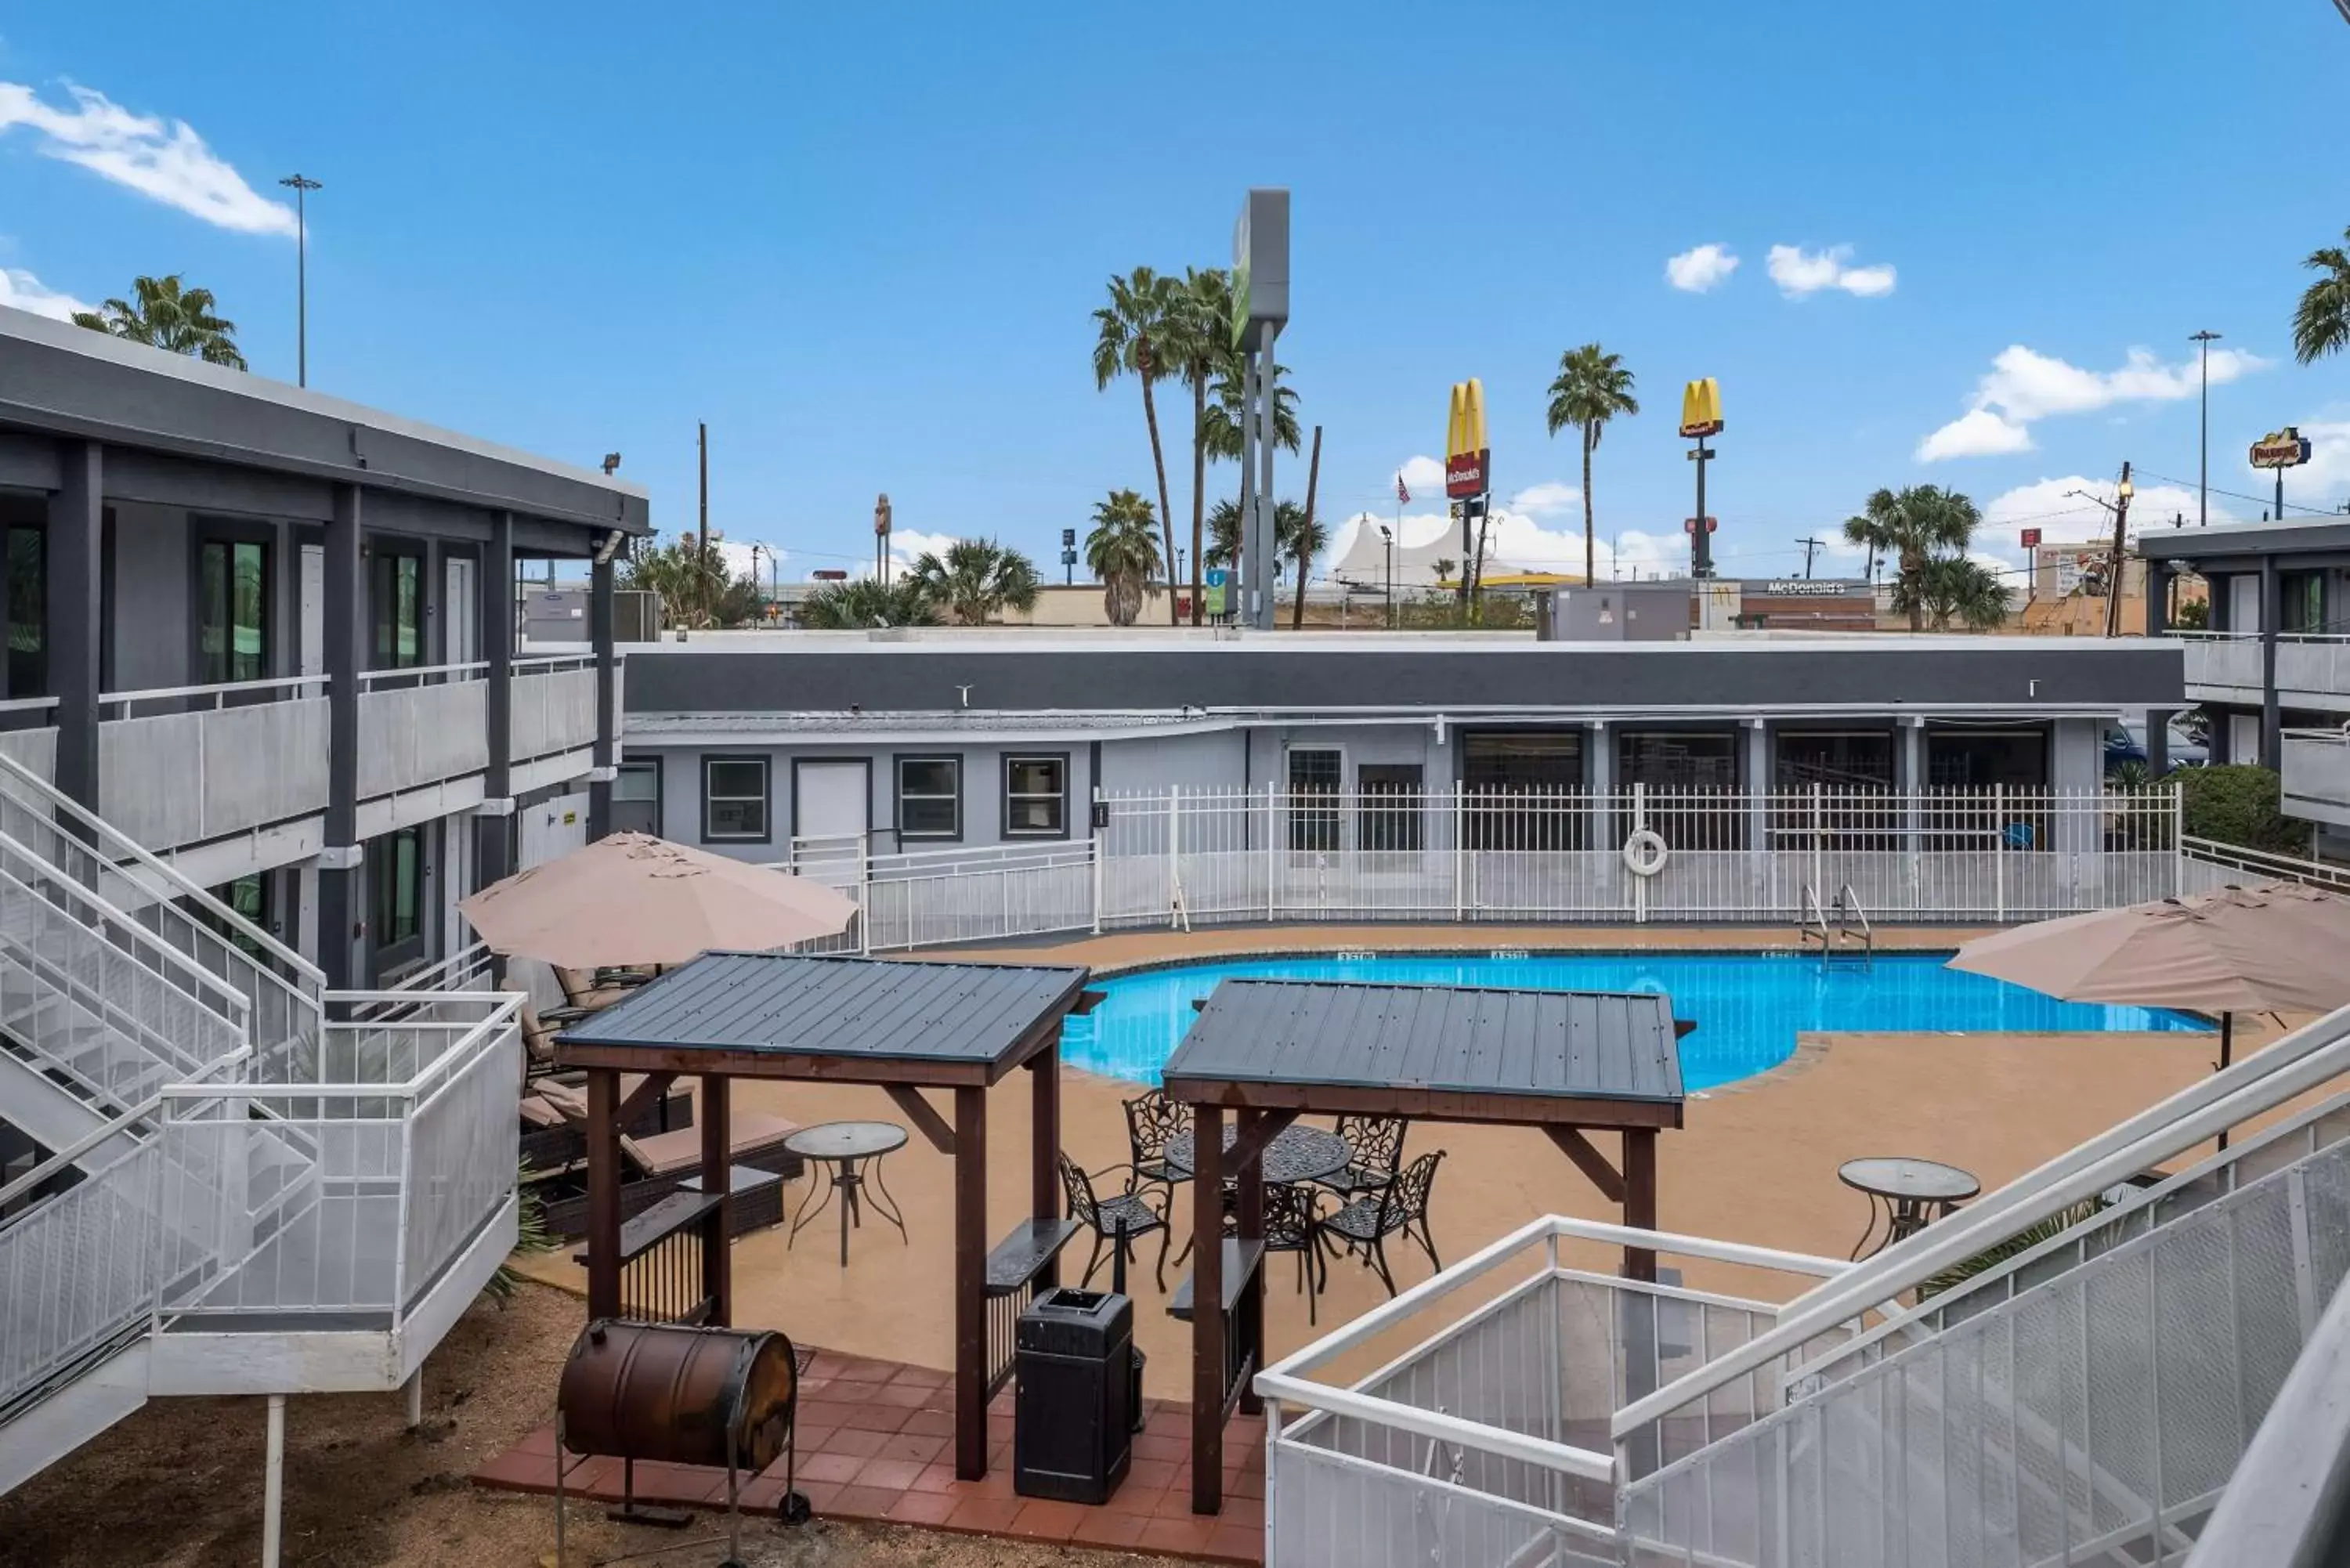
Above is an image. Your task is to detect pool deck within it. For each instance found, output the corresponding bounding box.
[509,923,2276,1400]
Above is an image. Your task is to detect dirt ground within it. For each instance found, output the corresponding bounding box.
[0,1281,1185,1568]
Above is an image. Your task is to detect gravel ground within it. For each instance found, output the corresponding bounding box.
[0,1282,1185,1568]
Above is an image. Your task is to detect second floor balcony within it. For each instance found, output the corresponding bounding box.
[2178,630,2350,711]
[2283,724,2350,829]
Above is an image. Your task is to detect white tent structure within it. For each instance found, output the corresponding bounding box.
[1328,518,1535,592]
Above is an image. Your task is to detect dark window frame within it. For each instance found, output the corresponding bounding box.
[612,757,664,836]
[1002,752,1071,840]
[4,520,44,700]
[367,537,428,673]
[894,753,964,843]
[1285,746,1343,852]
[1358,762,1425,852]
[369,826,427,976]
[190,518,277,688]
[701,753,772,844]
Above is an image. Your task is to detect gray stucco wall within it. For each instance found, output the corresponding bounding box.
[106,501,192,693]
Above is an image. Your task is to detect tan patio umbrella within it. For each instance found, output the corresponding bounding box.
[458,832,855,970]
[1947,881,2350,1082]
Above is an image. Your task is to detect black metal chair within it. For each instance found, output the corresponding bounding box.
[1058,1152,1172,1293]
[1318,1115,1411,1202]
[1261,1182,1329,1324]
[1322,1150,1446,1296]
[1122,1089,1191,1198]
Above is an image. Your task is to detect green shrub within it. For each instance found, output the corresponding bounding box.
[2178,764,2305,855]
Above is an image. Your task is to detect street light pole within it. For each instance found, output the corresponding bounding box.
[1378,524,1394,628]
[279,175,322,387]
[2190,330,2221,527]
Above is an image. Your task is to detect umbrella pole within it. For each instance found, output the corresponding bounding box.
[2217,1013,2232,1153]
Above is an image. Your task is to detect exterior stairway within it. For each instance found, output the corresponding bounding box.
[0,753,520,1501]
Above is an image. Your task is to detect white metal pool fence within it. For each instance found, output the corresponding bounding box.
[773,783,2268,952]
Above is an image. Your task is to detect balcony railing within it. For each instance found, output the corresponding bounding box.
[97,675,331,850]
[357,663,490,797]
[510,653,608,764]
[2174,629,2350,705]
[2283,724,2350,827]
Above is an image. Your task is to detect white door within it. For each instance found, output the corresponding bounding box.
[442,815,472,959]
[2229,575,2261,634]
[445,557,479,666]
[793,761,869,861]
[298,545,325,677]
[519,791,590,870]
[2229,713,2263,765]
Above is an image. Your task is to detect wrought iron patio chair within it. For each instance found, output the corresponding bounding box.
[1321,1150,1446,1297]
[1262,1181,1329,1324]
[1316,1115,1411,1203]
[1122,1088,1191,1198]
[1058,1152,1172,1293]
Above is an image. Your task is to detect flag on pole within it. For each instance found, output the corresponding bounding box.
[1395,472,1411,504]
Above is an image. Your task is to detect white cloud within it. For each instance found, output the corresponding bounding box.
[1765,244,1896,298]
[1918,343,2269,463]
[0,264,90,321]
[1665,244,1739,293]
[1508,481,1582,518]
[1915,408,2034,461]
[871,528,961,580]
[1395,454,1446,499]
[1976,476,2230,572]
[0,81,296,236]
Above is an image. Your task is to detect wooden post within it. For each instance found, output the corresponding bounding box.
[585,1068,621,1319]
[1191,1104,1225,1516]
[700,1074,732,1325]
[1622,1128,1658,1282]
[1030,1036,1061,1288]
[953,1085,988,1480]
[1234,1110,1265,1418]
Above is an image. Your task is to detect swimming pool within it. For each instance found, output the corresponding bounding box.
[1059,951,2204,1093]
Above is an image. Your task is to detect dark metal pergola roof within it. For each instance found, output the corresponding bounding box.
[555,951,1092,1086]
[1162,979,1687,1126]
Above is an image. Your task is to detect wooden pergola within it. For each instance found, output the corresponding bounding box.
[1159,979,1689,1515]
[555,951,1097,1481]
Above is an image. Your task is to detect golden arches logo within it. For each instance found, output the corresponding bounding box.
[1678,378,1723,439]
[1445,379,1489,497]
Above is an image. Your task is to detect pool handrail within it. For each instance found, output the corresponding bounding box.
[1614,1000,2350,1443]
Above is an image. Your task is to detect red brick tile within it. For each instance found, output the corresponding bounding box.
[909,1463,962,1494]
[1125,1457,1178,1493]
[838,1402,911,1434]
[884,1490,962,1526]
[1133,1433,1188,1464]
[795,1400,859,1430]
[1218,1494,1265,1529]
[854,1457,927,1492]
[1071,1510,1152,1550]
[1227,1465,1265,1499]
[826,1378,888,1405]
[1100,1481,1168,1517]
[1207,1522,1267,1564]
[831,1483,903,1519]
[799,1453,867,1486]
[945,1496,1024,1533]
[1137,1514,1224,1556]
[872,1431,945,1466]
[512,1425,557,1457]
[797,1479,846,1513]
[790,1422,837,1453]
[819,1427,891,1459]
[890,1363,951,1389]
[900,1408,956,1438]
[872,1382,934,1408]
[1007,1498,1089,1541]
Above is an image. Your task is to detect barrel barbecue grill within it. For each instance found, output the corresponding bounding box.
[553,1319,812,1566]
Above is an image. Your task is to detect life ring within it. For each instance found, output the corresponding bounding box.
[1622,829,1669,878]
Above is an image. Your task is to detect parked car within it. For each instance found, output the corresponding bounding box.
[2106,719,2207,775]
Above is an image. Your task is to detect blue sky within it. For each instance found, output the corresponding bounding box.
[3,0,2346,587]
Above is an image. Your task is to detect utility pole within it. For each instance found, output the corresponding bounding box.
[2190,330,2221,527]
[696,421,709,626]
[278,174,322,387]
[2104,461,2134,638]
[1796,536,1824,579]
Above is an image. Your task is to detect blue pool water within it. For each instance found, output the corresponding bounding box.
[1060,952,2204,1093]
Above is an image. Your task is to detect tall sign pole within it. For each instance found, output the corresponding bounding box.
[1679,379,1723,580]
[278,174,322,387]
[1444,380,1490,610]
[1231,189,1290,630]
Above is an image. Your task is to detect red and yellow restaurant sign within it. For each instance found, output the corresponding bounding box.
[1679,378,1723,439]
[1445,379,1489,497]
[2250,428,2313,470]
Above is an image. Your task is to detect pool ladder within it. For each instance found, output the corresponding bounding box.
[1802,883,1875,967]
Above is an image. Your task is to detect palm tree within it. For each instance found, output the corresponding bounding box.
[799,575,936,630]
[1085,489,1162,627]
[621,530,765,628]
[71,274,247,368]
[1092,269,1184,622]
[1842,485,1985,631]
[1544,344,1640,588]
[1164,268,1235,624]
[1201,359,1302,466]
[910,538,1042,626]
[2294,225,2350,363]
[1911,556,2009,631]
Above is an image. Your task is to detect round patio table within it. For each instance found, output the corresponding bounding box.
[1163,1124,1351,1187]
[784,1121,909,1267]
[1838,1157,1979,1261]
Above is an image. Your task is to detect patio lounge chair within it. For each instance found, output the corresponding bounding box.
[1316,1115,1411,1203]
[1058,1152,1172,1293]
[1321,1150,1446,1297]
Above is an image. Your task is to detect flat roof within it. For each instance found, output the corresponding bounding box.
[1162,979,1685,1126]
[554,952,1091,1085]
[0,303,649,534]
[2138,516,2350,562]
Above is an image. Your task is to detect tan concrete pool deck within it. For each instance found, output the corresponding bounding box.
[513,924,2280,1401]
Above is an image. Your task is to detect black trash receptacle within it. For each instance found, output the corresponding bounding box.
[1014,1287,1134,1502]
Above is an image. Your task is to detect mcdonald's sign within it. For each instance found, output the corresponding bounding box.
[1445,378,1489,498]
[1678,378,1724,439]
